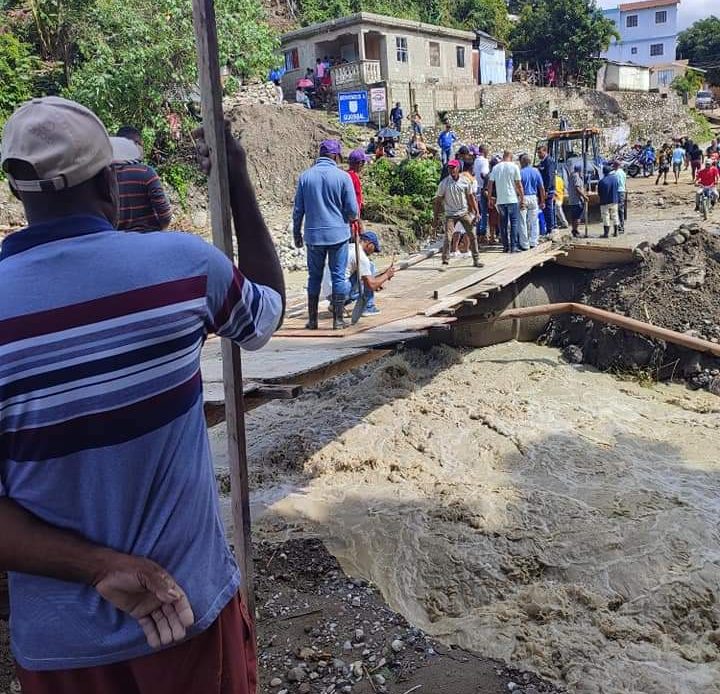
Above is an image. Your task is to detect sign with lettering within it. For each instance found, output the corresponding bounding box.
[338,91,370,124]
[370,87,387,113]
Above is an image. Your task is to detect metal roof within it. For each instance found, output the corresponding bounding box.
[618,0,679,13]
[281,12,476,45]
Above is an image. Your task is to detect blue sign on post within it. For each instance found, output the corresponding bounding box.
[338,91,370,124]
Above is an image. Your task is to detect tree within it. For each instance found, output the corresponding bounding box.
[671,68,704,99]
[677,16,720,86]
[510,0,618,84]
[0,32,35,122]
[451,0,511,41]
[47,0,275,151]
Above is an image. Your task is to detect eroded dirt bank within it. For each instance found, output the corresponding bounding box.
[240,343,720,694]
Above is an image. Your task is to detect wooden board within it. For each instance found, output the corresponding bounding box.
[557,243,637,270]
[432,245,549,299]
[191,0,254,613]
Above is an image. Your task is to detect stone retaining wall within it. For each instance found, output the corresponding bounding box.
[425,83,699,155]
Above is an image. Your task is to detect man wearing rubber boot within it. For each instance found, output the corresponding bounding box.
[293,140,359,330]
[598,165,620,238]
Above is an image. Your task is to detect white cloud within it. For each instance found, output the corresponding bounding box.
[595,0,717,30]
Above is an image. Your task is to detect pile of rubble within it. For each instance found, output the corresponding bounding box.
[224,80,283,108]
[543,225,720,393]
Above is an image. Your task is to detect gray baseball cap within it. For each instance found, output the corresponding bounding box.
[1,97,113,193]
[110,137,142,164]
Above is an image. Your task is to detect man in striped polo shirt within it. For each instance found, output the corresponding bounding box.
[112,127,172,232]
[0,97,285,693]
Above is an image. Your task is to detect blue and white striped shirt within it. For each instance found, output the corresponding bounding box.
[0,215,281,670]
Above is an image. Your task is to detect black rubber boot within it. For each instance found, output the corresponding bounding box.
[332,295,347,330]
[305,295,319,330]
[603,226,610,238]
[613,226,618,237]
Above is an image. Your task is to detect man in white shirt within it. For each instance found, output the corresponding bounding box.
[488,150,525,253]
[321,231,395,317]
[473,145,491,238]
[433,159,483,268]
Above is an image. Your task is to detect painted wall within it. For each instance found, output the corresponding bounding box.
[601,63,651,91]
[280,21,475,99]
[601,3,678,67]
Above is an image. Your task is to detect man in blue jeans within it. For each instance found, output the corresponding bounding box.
[536,144,556,233]
[437,123,457,166]
[293,140,359,330]
[472,145,490,237]
[488,150,525,253]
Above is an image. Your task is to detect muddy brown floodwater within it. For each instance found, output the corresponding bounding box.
[237,342,720,694]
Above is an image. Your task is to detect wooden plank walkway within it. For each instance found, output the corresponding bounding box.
[201,241,569,415]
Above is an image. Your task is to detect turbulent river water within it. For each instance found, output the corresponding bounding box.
[226,342,720,693]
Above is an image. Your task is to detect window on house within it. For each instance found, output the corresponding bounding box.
[429,41,440,67]
[396,37,408,63]
[284,48,299,71]
[631,46,638,55]
[626,14,638,27]
[456,46,466,68]
[655,10,667,23]
[650,43,664,57]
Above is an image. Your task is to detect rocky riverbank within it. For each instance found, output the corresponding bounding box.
[543,225,720,392]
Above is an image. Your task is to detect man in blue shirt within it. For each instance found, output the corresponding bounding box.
[536,144,557,233]
[390,102,403,133]
[293,140,358,330]
[671,142,686,185]
[0,97,284,693]
[519,154,546,248]
[598,165,620,238]
[437,123,458,166]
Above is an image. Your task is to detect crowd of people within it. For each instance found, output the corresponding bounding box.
[630,137,720,202]
[637,137,720,210]
[429,137,630,259]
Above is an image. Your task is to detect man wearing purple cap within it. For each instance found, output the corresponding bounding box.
[293,140,359,330]
[347,148,370,216]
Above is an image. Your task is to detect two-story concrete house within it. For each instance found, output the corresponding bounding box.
[280,13,483,124]
[601,0,679,66]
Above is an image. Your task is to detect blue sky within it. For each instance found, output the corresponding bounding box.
[595,0,715,30]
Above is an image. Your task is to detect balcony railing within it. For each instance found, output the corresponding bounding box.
[330,60,382,88]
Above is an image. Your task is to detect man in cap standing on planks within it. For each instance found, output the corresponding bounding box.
[433,159,483,269]
[293,139,359,330]
[0,96,285,694]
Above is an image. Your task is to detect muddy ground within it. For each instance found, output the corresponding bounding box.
[544,224,720,387]
[254,538,559,694]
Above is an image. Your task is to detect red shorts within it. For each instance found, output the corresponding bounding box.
[17,593,256,694]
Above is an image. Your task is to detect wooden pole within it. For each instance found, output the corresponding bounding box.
[191,0,255,616]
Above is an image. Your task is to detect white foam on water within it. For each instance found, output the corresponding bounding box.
[246,343,720,693]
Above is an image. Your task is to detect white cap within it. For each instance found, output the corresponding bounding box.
[0,97,112,192]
